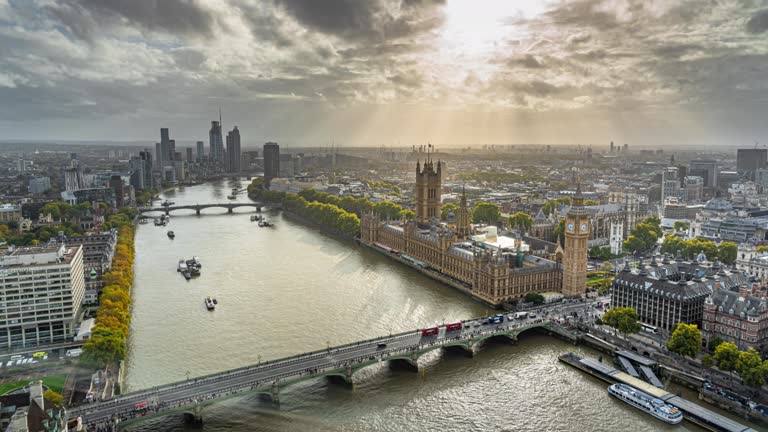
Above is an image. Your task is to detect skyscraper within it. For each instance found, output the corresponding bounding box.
[226,126,241,173]
[689,159,718,189]
[209,121,224,162]
[196,141,205,161]
[155,142,162,168]
[737,148,768,181]
[263,142,280,187]
[186,148,193,162]
[159,128,171,164]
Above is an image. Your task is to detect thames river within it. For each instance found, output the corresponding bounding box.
[124,180,752,432]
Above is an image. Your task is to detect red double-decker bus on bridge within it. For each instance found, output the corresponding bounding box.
[445,322,463,332]
[421,326,439,336]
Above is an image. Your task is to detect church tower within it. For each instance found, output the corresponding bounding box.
[456,184,470,238]
[562,184,590,297]
[415,151,442,227]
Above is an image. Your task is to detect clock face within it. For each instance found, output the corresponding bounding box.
[581,223,588,232]
[567,223,575,232]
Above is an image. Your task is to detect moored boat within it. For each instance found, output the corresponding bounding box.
[167,230,175,239]
[607,384,683,424]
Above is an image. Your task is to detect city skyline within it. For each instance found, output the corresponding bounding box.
[0,1,767,147]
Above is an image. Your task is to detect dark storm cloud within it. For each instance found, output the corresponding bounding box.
[47,0,218,39]
[653,44,704,60]
[271,0,445,41]
[746,9,768,34]
[506,54,544,69]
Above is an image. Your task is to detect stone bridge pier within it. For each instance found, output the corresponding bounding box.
[389,353,420,372]
[183,400,204,428]
[443,344,476,358]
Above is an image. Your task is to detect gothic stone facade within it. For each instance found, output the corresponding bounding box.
[361,216,562,306]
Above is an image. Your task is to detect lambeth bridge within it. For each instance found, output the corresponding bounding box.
[67,313,581,430]
[138,202,266,216]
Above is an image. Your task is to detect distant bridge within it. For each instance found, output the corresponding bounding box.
[67,315,579,430]
[138,202,266,216]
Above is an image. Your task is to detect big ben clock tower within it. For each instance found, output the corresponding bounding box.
[563,184,589,297]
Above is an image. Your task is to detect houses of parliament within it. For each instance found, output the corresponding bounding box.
[360,158,588,306]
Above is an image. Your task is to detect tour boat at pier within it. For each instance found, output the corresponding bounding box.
[167,231,175,239]
[607,384,683,424]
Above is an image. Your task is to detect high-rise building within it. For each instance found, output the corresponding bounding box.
[209,121,224,162]
[0,244,85,349]
[186,148,193,162]
[226,126,241,173]
[689,159,718,189]
[28,177,51,194]
[64,167,84,192]
[414,156,441,226]
[562,185,589,297]
[263,142,280,187]
[196,141,205,161]
[109,175,124,207]
[155,142,162,168]
[737,148,768,181]
[661,166,680,204]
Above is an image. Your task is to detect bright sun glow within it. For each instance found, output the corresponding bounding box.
[440,0,550,80]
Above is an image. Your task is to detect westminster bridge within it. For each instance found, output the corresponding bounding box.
[67,312,582,430]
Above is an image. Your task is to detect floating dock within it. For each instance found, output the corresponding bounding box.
[559,352,757,432]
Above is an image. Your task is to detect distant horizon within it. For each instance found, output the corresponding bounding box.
[0,138,755,151]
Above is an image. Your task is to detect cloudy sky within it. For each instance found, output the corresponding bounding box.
[1,0,767,148]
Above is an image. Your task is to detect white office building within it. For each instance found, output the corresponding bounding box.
[0,244,85,349]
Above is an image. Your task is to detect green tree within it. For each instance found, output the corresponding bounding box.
[714,342,740,380]
[600,261,615,272]
[707,336,725,352]
[736,348,768,388]
[623,217,662,253]
[686,237,717,261]
[401,209,416,221]
[673,221,689,232]
[440,203,459,221]
[372,201,403,220]
[660,234,687,256]
[471,202,501,224]
[757,245,768,254]
[508,212,534,234]
[552,219,565,243]
[718,242,738,265]
[667,323,702,359]
[702,353,714,369]
[524,293,545,305]
[43,389,63,407]
[602,307,641,337]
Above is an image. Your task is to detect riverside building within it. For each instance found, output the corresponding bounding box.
[612,255,749,332]
[360,158,586,306]
[0,244,85,349]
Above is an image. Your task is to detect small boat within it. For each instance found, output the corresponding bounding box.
[259,219,274,227]
[167,231,175,239]
[607,384,683,424]
[139,218,149,224]
[250,215,262,222]
[191,256,202,268]
[227,195,236,200]
[205,297,216,311]
[182,271,192,280]
[177,260,188,272]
